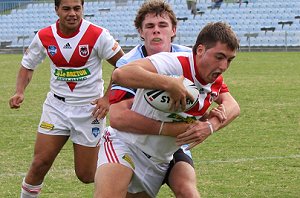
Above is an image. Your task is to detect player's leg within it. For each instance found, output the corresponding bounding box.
[21,133,68,198]
[166,149,200,198]
[69,100,107,183]
[168,162,200,198]
[94,128,134,197]
[94,163,133,197]
[73,144,99,183]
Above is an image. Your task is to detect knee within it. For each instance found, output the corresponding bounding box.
[172,182,200,198]
[76,170,95,184]
[30,157,53,173]
[171,181,200,198]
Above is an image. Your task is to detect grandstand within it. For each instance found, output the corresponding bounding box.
[0,0,300,53]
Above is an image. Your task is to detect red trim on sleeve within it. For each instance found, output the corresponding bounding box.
[220,83,229,93]
[109,90,134,104]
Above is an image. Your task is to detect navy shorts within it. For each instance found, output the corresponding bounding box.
[162,148,194,185]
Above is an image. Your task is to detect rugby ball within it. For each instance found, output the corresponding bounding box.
[144,77,199,113]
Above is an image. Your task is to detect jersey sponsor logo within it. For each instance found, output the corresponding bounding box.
[54,68,90,81]
[79,45,89,57]
[167,113,197,123]
[40,121,54,130]
[63,43,72,49]
[92,127,100,137]
[122,154,135,169]
[48,45,57,56]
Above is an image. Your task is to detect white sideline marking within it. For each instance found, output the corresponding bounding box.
[1,155,299,178]
[199,154,300,164]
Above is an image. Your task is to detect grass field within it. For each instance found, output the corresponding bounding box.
[0,52,299,198]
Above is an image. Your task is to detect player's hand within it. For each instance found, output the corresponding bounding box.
[205,104,227,123]
[91,96,110,119]
[168,76,194,112]
[9,94,24,109]
[176,121,212,150]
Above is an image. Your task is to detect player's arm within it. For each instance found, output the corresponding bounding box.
[109,99,190,136]
[110,99,162,134]
[91,49,124,119]
[113,58,192,112]
[207,92,240,132]
[107,49,124,66]
[104,49,125,102]
[176,92,240,149]
[113,58,162,88]
[9,66,34,109]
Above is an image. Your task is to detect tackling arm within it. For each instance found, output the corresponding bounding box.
[103,49,125,99]
[112,58,193,112]
[175,92,240,149]
[208,92,240,132]
[109,98,190,137]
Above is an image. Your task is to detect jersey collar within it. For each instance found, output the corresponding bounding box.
[141,45,173,57]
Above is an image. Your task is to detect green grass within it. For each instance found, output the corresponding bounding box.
[0,52,299,197]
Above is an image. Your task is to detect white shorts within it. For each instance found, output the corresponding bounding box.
[38,92,105,147]
[97,127,169,197]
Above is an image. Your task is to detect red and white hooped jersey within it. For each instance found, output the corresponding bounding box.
[114,51,228,162]
[22,19,121,105]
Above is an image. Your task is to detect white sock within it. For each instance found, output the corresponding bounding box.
[20,178,43,198]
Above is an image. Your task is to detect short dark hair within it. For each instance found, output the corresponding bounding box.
[134,0,177,41]
[192,22,239,54]
[54,0,84,7]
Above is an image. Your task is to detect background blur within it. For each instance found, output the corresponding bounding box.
[0,0,300,54]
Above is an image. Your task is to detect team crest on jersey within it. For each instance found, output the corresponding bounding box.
[167,113,197,123]
[48,45,57,56]
[92,127,100,137]
[79,45,89,57]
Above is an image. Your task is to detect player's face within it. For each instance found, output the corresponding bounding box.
[195,41,236,83]
[55,0,83,35]
[139,12,176,56]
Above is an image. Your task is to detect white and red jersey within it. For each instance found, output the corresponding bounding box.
[109,44,192,103]
[22,19,121,105]
[113,51,228,162]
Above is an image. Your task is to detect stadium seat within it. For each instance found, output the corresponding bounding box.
[0,0,299,49]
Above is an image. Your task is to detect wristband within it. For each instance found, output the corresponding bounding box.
[158,121,164,135]
[206,120,214,134]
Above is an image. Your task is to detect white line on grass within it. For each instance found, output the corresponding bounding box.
[199,154,300,164]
